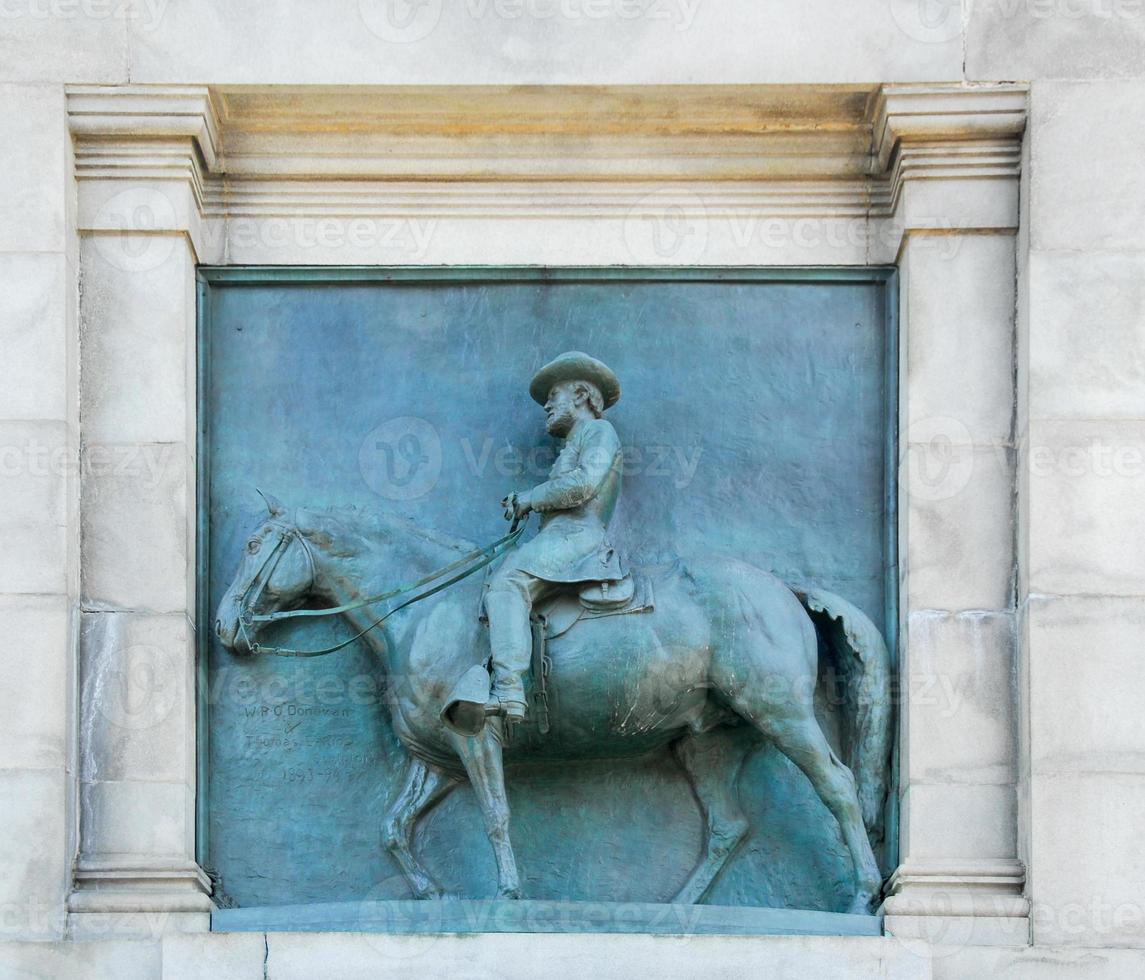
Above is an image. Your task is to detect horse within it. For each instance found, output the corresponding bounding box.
[214,495,893,913]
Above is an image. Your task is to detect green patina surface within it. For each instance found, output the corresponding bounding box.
[198,267,897,925]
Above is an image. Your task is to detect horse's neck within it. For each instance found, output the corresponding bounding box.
[308,518,472,645]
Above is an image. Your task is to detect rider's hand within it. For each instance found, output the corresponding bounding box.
[501,491,533,522]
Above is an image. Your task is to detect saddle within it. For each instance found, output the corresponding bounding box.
[536,573,653,640]
[527,573,655,734]
[444,573,655,739]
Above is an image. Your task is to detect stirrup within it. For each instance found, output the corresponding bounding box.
[486,698,527,723]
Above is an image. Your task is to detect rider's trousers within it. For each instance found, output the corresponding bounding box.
[484,567,559,706]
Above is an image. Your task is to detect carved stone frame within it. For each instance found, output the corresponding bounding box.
[67,83,1028,944]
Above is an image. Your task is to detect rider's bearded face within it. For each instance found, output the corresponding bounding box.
[544,382,579,437]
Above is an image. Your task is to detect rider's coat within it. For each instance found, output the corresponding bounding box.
[502,416,624,584]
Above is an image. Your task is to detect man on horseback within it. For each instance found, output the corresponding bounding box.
[485,351,625,722]
[217,348,891,909]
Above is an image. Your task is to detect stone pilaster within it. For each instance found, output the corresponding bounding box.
[66,87,217,936]
[874,86,1031,946]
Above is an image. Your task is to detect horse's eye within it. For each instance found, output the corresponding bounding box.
[247,539,260,554]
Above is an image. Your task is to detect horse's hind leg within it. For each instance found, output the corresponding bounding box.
[382,757,458,899]
[670,727,753,904]
[450,724,521,899]
[765,714,882,913]
[708,577,882,913]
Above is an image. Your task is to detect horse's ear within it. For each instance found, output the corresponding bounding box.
[255,488,285,518]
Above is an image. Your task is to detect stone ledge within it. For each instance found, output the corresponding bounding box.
[6,934,1145,980]
[258,931,926,980]
[213,900,882,937]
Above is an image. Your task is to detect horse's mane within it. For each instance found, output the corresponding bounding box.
[296,503,478,556]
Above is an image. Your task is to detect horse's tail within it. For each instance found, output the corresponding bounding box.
[796,588,893,844]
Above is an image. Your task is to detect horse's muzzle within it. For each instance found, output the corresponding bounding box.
[213,594,249,653]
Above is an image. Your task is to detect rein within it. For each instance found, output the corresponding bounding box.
[237,517,527,659]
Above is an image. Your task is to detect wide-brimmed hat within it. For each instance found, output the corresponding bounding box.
[528,351,621,409]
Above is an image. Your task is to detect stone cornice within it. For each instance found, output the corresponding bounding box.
[68,85,221,172]
[211,84,875,182]
[872,84,1029,174]
[873,84,1028,216]
[66,83,1027,221]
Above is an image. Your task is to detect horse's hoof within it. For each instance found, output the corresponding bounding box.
[497,886,522,900]
[846,891,877,915]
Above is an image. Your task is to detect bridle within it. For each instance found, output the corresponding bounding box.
[234,521,315,656]
[233,516,528,659]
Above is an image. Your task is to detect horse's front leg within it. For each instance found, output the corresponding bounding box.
[450,723,521,899]
[382,757,458,899]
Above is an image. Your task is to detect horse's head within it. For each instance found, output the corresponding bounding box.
[213,491,316,655]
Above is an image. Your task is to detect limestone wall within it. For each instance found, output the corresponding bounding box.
[2,3,1143,977]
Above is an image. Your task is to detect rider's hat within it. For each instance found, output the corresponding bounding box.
[529,351,621,409]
